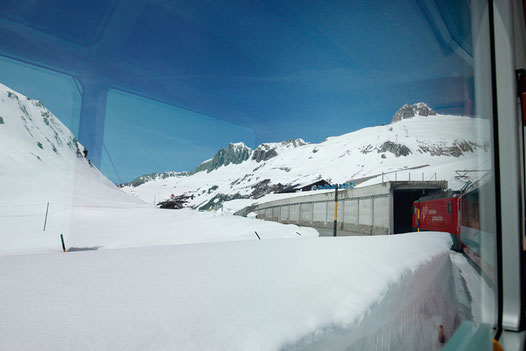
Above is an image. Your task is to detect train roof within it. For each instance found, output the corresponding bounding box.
[416,190,462,202]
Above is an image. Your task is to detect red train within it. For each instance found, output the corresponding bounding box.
[412,183,495,280]
[412,191,462,250]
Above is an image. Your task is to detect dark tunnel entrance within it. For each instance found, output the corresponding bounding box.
[393,189,434,234]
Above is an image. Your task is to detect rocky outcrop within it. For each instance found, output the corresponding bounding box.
[157,194,192,209]
[252,145,278,162]
[280,138,308,148]
[250,179,286,199]
[127,139,308,186]
[192,142,252,174]
[124,142,252,186]
[198,192,247,211]
[417,140,479,157]
[361,141,411,157]
[378,141,412,157]
[391,103,436,123]
[252,139,307,163]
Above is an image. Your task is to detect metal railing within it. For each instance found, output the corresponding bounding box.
[381,171,437,183]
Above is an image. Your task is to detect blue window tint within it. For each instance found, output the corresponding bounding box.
[0,0,118,46]
[0,55,81,134]
[102,89,256,183]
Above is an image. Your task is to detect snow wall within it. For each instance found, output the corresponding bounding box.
[0,233,461,351]
[284,250,458,350]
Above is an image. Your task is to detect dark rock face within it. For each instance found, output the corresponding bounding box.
[391,103,436,123]
[252,145,278,162]
[192,143,252,174]
[252,139,307,163]
[378,141,412,157]
[250,179,286,199]
[280,138,308,148]
[360,145,374,154]
[157,194,192,209]
[125,143,252,186]
[127,139,308,187]
[198,193,246,211]
[418,140,477,157]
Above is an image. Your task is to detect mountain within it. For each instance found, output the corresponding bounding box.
[0,83,142,209]
[192,142,252,174]
[0,82,323,253]
[122,105,490,212]
[391,102,437,123]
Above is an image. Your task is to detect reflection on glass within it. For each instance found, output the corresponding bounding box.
[0,0,503,349]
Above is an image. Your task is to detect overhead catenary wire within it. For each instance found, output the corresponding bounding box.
[103,143,123,185]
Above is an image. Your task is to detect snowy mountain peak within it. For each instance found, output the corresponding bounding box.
[229,141,251,149]
[280,138,308,148]
[191,141,253,174]
[252,144,277,163]
[391,102,437,123]
[123,110,490,211]
[251,139,308,163]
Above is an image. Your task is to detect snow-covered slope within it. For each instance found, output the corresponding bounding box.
[0,83,318,253]
[123,103,491,211]
[0,86,479,350]
[0,83,141,208]
[0,83,143,251]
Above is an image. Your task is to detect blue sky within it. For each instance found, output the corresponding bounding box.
[0,0,473,183]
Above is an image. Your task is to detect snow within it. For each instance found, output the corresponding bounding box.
[0,83,318,254]
[0,232,453,351]
[1,205,321,254]
[449,252,496,324]
[231,141,250,148]
[123,113,491,211]
[66,207,318,251]
[0,82,480,350]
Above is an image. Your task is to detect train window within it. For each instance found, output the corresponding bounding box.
[102,89,256,184]
[0,0,515,349]
[0,56,81,134]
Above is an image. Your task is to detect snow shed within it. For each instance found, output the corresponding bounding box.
[253,181,447,235]
[277,179,331,193]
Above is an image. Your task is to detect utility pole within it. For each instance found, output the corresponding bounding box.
[333,184,339,237]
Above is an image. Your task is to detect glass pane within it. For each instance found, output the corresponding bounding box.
[0,0,501,350]
[0,57,82,251]
[102,89,256,185]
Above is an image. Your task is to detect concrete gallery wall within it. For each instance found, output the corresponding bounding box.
[255,184,392,235]
[251,181,447,235]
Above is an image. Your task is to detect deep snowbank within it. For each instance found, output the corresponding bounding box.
[0,232,453,351]
[0,82,147,250]
[0,83,319,254]
[286,243,457,350]
[0,207,319,254]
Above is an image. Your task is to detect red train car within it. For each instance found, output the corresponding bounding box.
[458,182,496,280]
[412,192,462,250]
